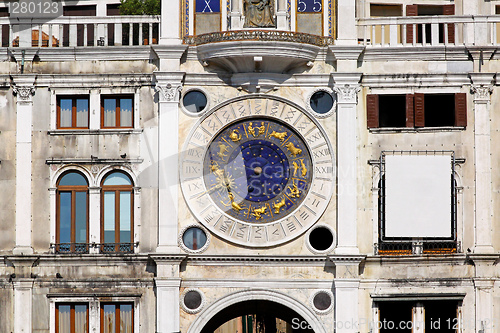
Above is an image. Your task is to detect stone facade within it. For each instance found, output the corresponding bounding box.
[1,0,500,332]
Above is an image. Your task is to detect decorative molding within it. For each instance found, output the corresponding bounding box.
[45,158,143,165]
[178,224,211,254]
[156,83,183,102]
[333,84,361,103]
[13,85,35,102]
[184,30,334,47]
[471,84,493,102]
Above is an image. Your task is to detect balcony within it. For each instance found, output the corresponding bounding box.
[357,15,500,47]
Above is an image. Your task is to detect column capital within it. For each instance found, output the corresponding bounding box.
[11,75,36,104]
[469,72,495,103]
[332,73,362,104]
[154,72,186,103]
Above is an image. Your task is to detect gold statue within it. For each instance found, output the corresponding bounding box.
[243,0,276,28]
[272,197,286,214]
[228,129,242,142]
[269,130,287,142]
[257,122,265,136]
[226,192,244,212]
[299,159,307,177]
[248,122,256,137]
[252,205,268,220]
[287,182,301,198]
[285,142,302,157]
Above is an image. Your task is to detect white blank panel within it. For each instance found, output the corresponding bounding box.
[385,155,452,238]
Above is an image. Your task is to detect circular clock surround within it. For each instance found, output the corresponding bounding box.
[180,95,335,247]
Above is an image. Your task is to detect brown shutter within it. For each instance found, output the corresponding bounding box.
[367,94,379,128]
[414,93,425,127]
[454,93,467,127]
[406,94,414,127]
[406,5,418,44]
[443,4,455,44]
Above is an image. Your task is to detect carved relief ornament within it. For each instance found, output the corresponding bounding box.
[13,85,35,102]
[333,84,361,103]
[471,84,493,102]
[155,83,183,102]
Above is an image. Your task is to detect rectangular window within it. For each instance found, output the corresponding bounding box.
[57,96,89,129]
[296,0,323,36]
[101,95,134,129]
[56,303,89,333]
[367,93,466,129]
[100,303,134,333]
[406,4,455,44]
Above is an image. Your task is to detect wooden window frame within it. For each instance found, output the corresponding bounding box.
[56,173,89,253]
[100,302,134,333]
[57,95,90,129]
[367,93,466,129]
[55,303,89,333]
[100,173,134,252]
[100,95,134,129]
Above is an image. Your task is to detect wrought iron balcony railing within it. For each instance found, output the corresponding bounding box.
[0,15,159,48]
[51,242,138,254]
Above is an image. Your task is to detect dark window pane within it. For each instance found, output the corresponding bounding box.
[75,192,87,243]
[183,91,207,113]
[379,95,407,128]
[310,91,334,114]
[424,94,455,127]
[59,192,72,243]
[183,227,207,250]
[59,172,88,186]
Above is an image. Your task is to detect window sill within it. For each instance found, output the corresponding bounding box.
[48,129,143,135]
[369,126,465,133]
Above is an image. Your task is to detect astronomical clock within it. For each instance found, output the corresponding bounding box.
[180,95,334,247]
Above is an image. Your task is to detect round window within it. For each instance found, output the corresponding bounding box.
[184,290,203,310]
[182,227,207,251]
[313,291,332,311]
[183,90,207,113]
[310,90,335,114]
[309,226,334,252]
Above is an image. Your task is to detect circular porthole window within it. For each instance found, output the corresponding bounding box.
[182,90,208,114]
[311,290,334,314]
[179,225,209,253]
[306,224,336,254]
[308,89,337,117]
[181,289,205,314]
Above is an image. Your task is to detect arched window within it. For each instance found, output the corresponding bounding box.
[56,171,89,253]
[101,171,134,253]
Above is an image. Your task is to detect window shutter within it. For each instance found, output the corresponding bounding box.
[406,94,414,127]
[367,94,379,128]
[406,5,418,44]
[414,93,425,127]
[454,93,467,127]
[443,5,455,44]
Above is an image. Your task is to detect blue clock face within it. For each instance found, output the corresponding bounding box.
[203,118,312,223]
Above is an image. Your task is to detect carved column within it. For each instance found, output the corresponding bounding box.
[470,73,495,254]
[12,76,36,255]
[154,72,185,252]
[333,74,362,255]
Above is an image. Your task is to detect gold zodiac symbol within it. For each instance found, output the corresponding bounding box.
[299,159,307,177]
[248,122,265,137]
[269,131,287,142]
[292,161,299,177]
[228,129,242,142]
[285,142,302,157]
[287,181,301,198]
[252,206,267,220]
[272,197,286,214]
[217,143,230,159]
[223,192,244,212]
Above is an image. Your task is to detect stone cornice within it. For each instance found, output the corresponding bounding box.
[184,255,329,266]
[362,73,470,89]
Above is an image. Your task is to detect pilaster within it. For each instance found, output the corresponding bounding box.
[151,254,186,333]
[88,186,101,254]
[469,73,495,254]
[333,74,362,255]
[160,0,182,44]
[12,75,36,255]
[336,0,357,45]
[154,72,185,253]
